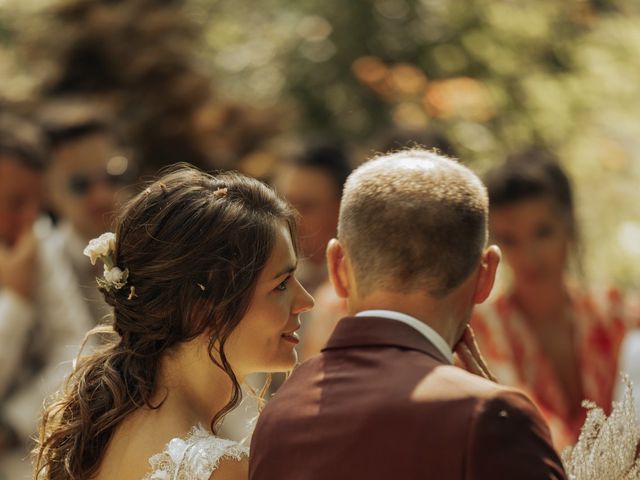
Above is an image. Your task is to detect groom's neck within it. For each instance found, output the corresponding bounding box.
[349,290,463,348]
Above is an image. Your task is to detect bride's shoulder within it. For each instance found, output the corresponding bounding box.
[145,425,249,480]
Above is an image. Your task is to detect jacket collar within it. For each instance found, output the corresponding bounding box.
[322,316,451,365]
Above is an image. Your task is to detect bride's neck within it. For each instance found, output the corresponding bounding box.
[150,351,237,430]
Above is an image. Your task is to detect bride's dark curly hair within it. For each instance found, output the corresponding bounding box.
[33,164,297,480]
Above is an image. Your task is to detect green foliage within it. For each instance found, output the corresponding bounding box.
[2,0,640,285]
[199,0,640,286]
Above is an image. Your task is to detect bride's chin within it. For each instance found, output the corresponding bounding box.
[266,350,298,373]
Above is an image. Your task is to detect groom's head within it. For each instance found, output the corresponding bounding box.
[327,149,499,342]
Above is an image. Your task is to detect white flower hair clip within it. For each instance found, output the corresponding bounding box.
[83,232,130,292]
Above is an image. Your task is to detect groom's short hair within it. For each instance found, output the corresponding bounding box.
[338,149,488,297]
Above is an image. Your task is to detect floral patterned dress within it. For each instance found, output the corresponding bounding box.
[471,287,630,449]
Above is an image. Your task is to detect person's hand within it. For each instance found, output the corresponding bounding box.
[454,325,497,382]
[0,230,38,300]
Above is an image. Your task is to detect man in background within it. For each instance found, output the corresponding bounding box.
[0,113,90,479]
[41,101,136,324]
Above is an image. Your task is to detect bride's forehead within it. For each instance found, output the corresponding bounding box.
[262,225,297,273]
[274,223,296,255]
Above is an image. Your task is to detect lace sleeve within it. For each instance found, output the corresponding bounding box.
[561,376,640,480]
[145,425,249,480]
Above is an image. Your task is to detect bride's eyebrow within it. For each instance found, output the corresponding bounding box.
[272,264,297,280]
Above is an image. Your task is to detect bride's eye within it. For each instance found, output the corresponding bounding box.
[275,276,291,292]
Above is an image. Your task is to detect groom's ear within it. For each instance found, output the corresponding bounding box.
[473,245,501,305]
[327,239,350,299]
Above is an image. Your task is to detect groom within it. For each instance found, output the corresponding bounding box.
[250,149,566,479]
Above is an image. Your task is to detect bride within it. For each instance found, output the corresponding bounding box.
[33,165,314,479]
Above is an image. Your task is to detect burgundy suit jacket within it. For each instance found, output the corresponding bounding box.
[249,316,567,480]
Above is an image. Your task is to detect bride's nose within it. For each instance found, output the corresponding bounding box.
[292,280,314,315]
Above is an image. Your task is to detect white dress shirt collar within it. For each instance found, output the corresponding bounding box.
[355,309,453,364]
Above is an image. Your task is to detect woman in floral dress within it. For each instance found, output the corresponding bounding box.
[471,149,630,449]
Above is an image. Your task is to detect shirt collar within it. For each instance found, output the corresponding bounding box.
[355,309,453,364]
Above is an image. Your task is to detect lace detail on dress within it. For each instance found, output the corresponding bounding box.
[144,425,249,480]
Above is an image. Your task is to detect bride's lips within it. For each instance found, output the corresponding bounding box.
[281,327,300,345]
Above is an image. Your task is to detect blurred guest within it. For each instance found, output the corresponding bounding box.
[41,101,136,324]
[0,114,90,478]
[272,143,350,293]
[471,148,627,449]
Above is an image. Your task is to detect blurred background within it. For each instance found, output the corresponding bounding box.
[2,0,640,476]
[2,0,640,285]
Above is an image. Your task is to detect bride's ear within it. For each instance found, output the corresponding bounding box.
[327,239,350,299]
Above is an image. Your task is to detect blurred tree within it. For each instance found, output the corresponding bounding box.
[200,0,639,162]
[199,0,640,285]
[33,0,281,174]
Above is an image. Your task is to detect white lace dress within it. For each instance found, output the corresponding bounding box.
[143,425,249,480]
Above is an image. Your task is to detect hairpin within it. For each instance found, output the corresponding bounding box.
[213,187,228,199]
[128,286,137,300]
